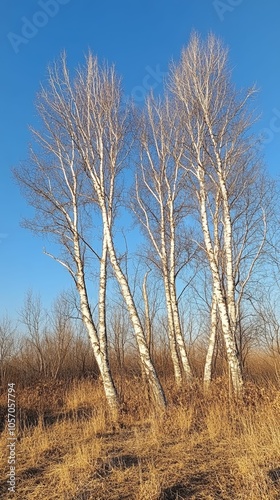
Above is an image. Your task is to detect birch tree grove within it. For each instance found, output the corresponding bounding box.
[170,33,268,394]
[14,34,274,409]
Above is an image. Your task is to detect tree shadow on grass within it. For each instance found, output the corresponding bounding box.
[160,483,193,499]
[16,405,94,431]
[160,471,223,499]
[94,454,140,478]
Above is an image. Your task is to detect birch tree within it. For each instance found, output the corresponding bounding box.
[16,53,166,409]
[203,293,218,389]
[71,54,166,408]
[132,95,193,385]
[15,57,119,414]
[170,33,268,394]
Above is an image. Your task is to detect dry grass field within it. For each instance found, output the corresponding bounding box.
[1,362,280,499]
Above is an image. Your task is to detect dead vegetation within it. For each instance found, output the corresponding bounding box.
[1,365,280,499]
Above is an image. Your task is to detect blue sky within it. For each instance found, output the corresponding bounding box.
[0,0,279,319]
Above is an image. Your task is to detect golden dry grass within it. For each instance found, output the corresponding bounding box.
[0,374,280,499]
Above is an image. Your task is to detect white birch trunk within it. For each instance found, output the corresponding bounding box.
[169,274,192,382]
[204,294,217,390]
[101,209,167,408]
[57,135,120,414]
[73,57,166,408]
[206,118,237,335]
[205,118,240,378]
[160,204,183,386]
[198,169,243,394]
[74,233,119,414]
[142,272,152,351]
[98,236,119,414]
[135,96,193,387]
[163,273,183,385]
[220,177,237,331]
[168,201,193,381]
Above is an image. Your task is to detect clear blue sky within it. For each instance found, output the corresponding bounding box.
[1,0,279,318]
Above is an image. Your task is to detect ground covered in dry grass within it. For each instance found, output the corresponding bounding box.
[1,376,280,499]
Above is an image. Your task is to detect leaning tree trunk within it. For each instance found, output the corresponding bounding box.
[162,271,183,386]
[169,274,192,382]
[161,204,192,385]
[74,233,120,415]
[142,271,153,353]
[102,209,167,408]
[169,205,192,382]
[98,235,119,415]
[203,294,217,390]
